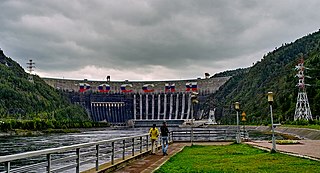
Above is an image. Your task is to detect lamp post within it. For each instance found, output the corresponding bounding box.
[234,102,241,143]
[268,92,276,152]
[190,92,198,146]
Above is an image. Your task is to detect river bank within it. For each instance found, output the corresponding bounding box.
[240,125,320,140]
[0,127,112,137]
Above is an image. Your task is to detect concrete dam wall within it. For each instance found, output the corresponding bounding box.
[43,77,230,124]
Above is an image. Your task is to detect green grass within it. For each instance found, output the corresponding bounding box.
[282,124,320,130]
[155,144,320,173]
[275,140,300,145]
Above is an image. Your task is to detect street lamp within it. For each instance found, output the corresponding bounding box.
[234,102,241,143]
[190,92,198,146]
[268,92,276,152]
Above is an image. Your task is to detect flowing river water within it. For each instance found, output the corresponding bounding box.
[0,128,148,156]
[0,128,150,172]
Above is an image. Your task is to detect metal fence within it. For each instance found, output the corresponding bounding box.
[0,133,155,173]
[171,129,248,142]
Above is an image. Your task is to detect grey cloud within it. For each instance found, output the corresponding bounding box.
[1,0,320,80]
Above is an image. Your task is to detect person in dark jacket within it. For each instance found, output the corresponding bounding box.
[160,121,169,156]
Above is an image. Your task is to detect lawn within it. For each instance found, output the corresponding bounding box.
[282,124,320,130]
[155,144,320,173]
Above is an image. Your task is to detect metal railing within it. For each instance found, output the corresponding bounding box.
[171,129,248,142]
[0,133,155,173]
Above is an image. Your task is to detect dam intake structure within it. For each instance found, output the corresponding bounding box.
[43,77,230,126]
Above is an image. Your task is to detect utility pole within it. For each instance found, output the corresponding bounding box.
[190,92,199,146]
[26,59,35,83]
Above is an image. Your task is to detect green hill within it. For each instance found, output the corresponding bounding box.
[0,49,89,121]
[211,30,320,124]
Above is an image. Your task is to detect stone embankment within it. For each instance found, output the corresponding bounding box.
[193,125,320,140]
[244,125,320,140]
[275,127,320,140]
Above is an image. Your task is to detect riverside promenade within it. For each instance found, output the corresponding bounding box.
[113,140,320,173]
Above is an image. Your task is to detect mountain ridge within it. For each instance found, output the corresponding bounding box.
[0,49,88,121]
[211,29,320,123]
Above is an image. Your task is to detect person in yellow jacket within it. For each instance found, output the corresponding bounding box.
[149,124,159,154]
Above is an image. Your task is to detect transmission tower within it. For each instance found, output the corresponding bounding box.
[26,59,35,83]
[294,58,312,120]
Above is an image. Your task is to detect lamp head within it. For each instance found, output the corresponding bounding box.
[234,102,240,111]
[191,92,199,104]
[241,111,246,121]
[267,92,274,105]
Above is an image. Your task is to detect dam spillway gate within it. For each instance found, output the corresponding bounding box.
[68,93,206,125]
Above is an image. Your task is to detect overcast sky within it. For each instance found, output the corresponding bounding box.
[1,0,320,81]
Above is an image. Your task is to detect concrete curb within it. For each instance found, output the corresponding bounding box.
[148,144,187,173]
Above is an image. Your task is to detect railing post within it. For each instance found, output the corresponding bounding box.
[111,142,115,165]
[96,144,99,171]
[140,136,142,153]
[5,161,10,173]
[47,154,51,173]
[146,135,149,152]
[123,139,125,160]
[76,148,80,173]
[171,131,174,143]
[132,138,135,156]
[158,135,161,148]
[224,130,227,140]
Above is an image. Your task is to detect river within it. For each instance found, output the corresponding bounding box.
[0,128,149,156]
[0,127,151,172]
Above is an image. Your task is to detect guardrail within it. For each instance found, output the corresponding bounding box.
[0,133,156,173]
[0,129,247,173]
[171,129,248,142]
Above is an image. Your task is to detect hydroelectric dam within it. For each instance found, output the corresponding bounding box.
[43,76,230,126]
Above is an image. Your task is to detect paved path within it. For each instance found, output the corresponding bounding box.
[245,140,320,160]
[114,143,187,173]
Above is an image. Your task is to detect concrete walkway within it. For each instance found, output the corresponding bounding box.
[114,143,188,173]
[245,140,320,160]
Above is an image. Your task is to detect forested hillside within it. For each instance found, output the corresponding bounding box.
[0,49,89,121]
[212,30,320,124]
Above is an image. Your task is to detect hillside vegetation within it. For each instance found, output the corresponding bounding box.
[0,49,89,121]
[212,30,320,124]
